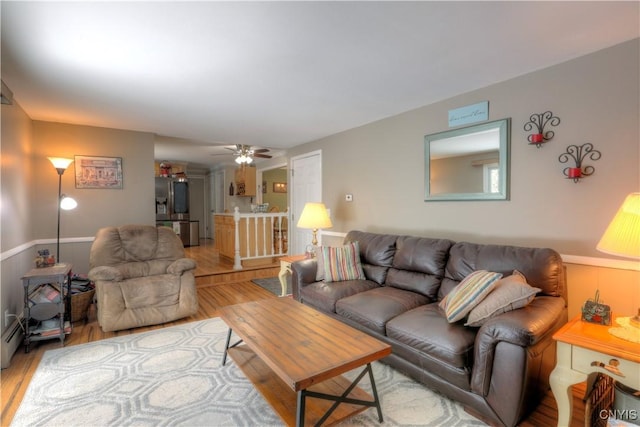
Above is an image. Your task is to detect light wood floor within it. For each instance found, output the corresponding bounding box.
[0,240,586,426]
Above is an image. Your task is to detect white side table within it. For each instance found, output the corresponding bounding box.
[550,315,640,426]
[278,255,306,297]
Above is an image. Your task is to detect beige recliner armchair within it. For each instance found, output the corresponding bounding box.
[88,224,198,332]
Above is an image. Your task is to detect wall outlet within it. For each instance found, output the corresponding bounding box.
[345,194,353,202]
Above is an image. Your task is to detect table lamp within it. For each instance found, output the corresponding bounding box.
[48,157,78,263]
[296,202,333,246]
[596,193,640,332]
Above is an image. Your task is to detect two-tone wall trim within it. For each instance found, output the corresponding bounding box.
[0,237,95,262]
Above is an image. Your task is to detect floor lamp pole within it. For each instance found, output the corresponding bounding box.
[55,169,63,263]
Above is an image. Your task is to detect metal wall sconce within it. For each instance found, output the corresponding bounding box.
[558,143,602,183]
[524,111,561,147]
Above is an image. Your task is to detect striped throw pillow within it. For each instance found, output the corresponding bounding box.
[439,270,503,323]
[321,242,366,282]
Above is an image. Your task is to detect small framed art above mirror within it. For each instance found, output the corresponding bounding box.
[424,118,511,201]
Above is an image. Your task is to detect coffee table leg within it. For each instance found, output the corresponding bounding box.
[302,363,384,425]
[221,328,245,366]
[296,390,306,427]
[222,328,233,366]
[367,363,383,422]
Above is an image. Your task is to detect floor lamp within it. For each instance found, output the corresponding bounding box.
[47,157,77,263]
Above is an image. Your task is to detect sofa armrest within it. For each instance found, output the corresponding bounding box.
[470,296,567,396]
[167,258,197,275]
[88,266,124,282]
[291,259,318,301]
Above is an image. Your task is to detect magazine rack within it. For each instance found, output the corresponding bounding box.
[21,263,72,352]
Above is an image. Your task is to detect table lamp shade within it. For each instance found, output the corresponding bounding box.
[596,193,640,259]
[297,202,333,230]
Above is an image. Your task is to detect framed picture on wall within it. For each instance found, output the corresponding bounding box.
[262,181,267,194]
[75,155,123,189]
[273,182,287,193]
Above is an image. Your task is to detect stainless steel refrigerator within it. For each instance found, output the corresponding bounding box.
[155,177,189,221]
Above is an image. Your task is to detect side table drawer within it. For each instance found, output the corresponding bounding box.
[572,346,640,389]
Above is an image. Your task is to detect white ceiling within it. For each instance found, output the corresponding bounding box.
[2,1,638,169]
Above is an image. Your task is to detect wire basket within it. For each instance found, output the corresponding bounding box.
[70,289,95,322]
[585,373,615,427]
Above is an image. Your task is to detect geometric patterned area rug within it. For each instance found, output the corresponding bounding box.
[11,317,486,426]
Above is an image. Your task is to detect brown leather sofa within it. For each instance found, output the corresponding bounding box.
[88,225,199,332]
[291,230,567,427]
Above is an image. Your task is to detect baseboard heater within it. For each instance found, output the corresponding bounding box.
[1,316,24,369]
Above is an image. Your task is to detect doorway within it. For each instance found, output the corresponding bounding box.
[290,150,322,254]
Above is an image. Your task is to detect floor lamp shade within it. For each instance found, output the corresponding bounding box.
[596,193,640,259]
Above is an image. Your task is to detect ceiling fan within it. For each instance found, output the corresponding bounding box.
[212,144,272,164]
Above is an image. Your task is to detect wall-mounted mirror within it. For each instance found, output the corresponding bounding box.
[424,118,510,201]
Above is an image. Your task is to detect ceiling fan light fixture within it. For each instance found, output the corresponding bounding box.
[235,153,253,164]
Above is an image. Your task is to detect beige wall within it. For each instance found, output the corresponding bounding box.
[31,121,156,240]
[1,100,35,249]
[564,263,640,320]
[262,168,288,211]
[289,39,640,260]
[1,100,37,324]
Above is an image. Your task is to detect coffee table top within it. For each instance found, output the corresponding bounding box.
[219,297,391,391]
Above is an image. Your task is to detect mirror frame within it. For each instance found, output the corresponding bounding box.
[424,118,511,201]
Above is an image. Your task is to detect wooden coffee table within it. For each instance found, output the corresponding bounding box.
[220,297,392,427]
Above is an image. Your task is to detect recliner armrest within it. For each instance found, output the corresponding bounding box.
[167,258,197,275]
[88,266,123,282]
[291,259,318,300]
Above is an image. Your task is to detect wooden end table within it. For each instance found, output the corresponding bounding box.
[220,297,391,426]
[550,315,640,426]
[278,254,306,296]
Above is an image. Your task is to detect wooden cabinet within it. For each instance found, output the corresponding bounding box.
[234,166,256,197]
[214,215,236,260]
[214,214,278,267]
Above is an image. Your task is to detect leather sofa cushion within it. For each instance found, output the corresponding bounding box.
[386,304,476,371]
[392,236,453,275]
[299,279,380,313]
[385,236,453,298]
[445,242,565,298]
[336,287,430,334]
[344,231,397,284]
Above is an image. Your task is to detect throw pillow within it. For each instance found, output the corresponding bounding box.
[439,270,503,323]
[465,270,541,327]
[321,242,366,282]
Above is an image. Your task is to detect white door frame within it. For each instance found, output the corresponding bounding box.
[290,150,323,254]
[256,161,288,205]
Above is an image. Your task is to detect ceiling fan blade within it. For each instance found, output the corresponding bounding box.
[253,148,270,153]
[253,153,272,159]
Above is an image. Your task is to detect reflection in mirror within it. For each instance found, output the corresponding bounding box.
[424,118,510,201]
